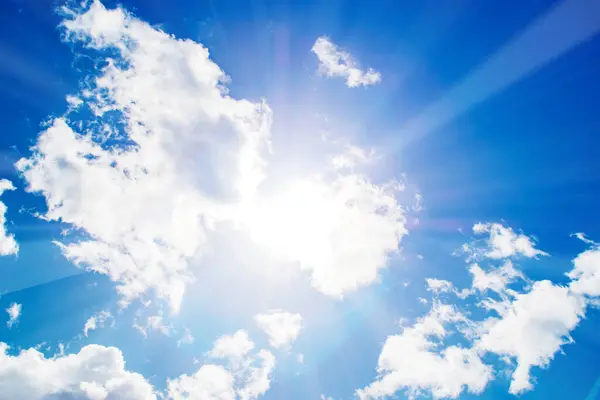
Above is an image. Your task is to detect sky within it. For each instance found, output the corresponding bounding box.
[1,0,600,399]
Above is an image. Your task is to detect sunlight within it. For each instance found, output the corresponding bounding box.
[236,171,407,298]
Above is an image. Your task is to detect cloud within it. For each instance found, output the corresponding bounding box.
[243,173,407,297]
[0,343,157,399]
[255,310,303,350]
[362,225,600,398]
[16,0,272,313]
[311,36,381,87]
[208,330,255,366]
[567,245,600,297]
[477,280,585,394]
[357,303,492,399]
[470,223,548,260]
[168,330,275,400]
[177,327,195,347]
[468,260,523,295]
[5,303,21,328]
[133,314,172,338]
[0,179,18,256]
[330,143,378,170]
[83,310,113,336]
[425,278,454,294]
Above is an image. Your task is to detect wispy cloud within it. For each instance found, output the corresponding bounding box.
[312,36,381,87]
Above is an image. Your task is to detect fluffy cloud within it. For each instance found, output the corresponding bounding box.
[311,36,381,87]
[357,303,492,399]
[363,225,600,398]
[16,0,272,313]
[84,310,113,336]
[243,174,407,297]
[470,223,548,260]
[168,330,275,400]
[425,278,454,294]
[469,260,522,295]
[0,179,18,256]
[567,245,600,297]
[255,310,303,350]
[0,328,277,399]
[5,303,21,328]
[17,1,408,315]
[208,330,255,365]
[477,280,585,394]
[0,343,156,399]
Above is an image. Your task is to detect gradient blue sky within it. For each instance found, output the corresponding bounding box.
[1,0,600,399]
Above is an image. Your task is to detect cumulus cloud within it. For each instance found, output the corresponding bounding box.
[243,174,407,297]
[311,36,381,87]
[0,343,157,399]
[477,280,585,394]
[0,179,18,256]
[425,278,454,294]
[208,330,255,366]
[469,223,548,260]
[567,245,600,297]
[469,260,523,295]
[363,225,600,398]
[5,303,21,328]
[16,0,272,313]
[0,327,278,400]
[168,330,275,400]
[83,310,113,336]
[255,310,303,350]
[357,303,491,399]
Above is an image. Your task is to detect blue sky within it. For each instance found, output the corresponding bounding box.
[1,0,600,399]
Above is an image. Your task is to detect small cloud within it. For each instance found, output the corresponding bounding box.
[255,310,303,350]
[83,311,113,337]
[0,179,18,256]
[133,313,171,338]
[467,222,547,260]
[425,278,454,294]
[311,36,381,88]
[572,232,598,246]
[6,302,21,328]
[177,327,194,347]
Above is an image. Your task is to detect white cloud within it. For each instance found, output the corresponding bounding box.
[311,36,381,87]
[477,280,585,394]
[357,303,492,399]
[0,343,156,399]
[469,260,523,295]
[177,327,195,347]
[0,179,18,256]
[83,310,113,337]
[425,278,454,294]
[362,225,600,398]
[5,303,21,328]
[208,330,255,367]
[243,174,407,297]
[567,246,600,297]
[470,223,547,260]
[16,0,272,313]
[330,143,378,170]
[255,310,302,350]
[133,314,172,338]
[168,330,275,400]
[167,364,235,400]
